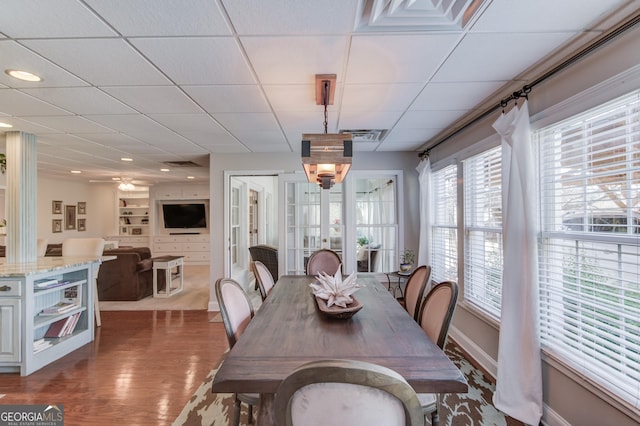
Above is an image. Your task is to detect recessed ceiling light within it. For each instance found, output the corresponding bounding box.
[187,176,195,180]
[160,168,170,172]
[112,177,121,181]
[70,170,82,174]
[121,157,133,162]
[0,122,13,128]
[5,69,42,82]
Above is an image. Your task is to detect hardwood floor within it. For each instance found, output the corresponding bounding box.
[0,310,228,425]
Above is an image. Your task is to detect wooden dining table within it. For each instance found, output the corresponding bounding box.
[212,274,468,425]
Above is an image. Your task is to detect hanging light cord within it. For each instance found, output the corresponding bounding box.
[322,80,329,134]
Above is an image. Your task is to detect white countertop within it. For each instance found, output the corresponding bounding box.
[0,256,114,277]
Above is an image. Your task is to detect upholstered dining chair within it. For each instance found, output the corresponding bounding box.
[416,280,459,426]
[398,265,432,321]
[214,278,258,426]
[253,260,275,301]
[274,359,424,426]
[62,237,105,327]
[306,249,342,276]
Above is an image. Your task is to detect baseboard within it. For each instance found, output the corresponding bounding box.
[449,325,498,380]
[208,300,219,311]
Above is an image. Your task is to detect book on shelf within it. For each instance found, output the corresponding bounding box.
[33,338,52,354]
[34,279,70,290]
[63,285,82,304]
[39,301,78,316]
[44,313,82,338]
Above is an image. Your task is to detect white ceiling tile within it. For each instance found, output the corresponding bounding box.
[131,38,255,85]
[20,87,137,115]
[432,32,576,82]
[21,116,115,133]
[0,0,116,38]
[0,117,63,135]
[241,36,349,84]
[212,113,281,131]
[411,81,507,110]
[147,114,238,146]
[0,41,89,88]
[263,84,341,112]
[471,0,628,32]
[384,128,443,144]
[22,39,172,86]
[276,110,331,134]
[65,132,146,148]
[85,114,172,135]
[232,130,289,147]
[183,86,271,113]
[341,83,423,110]
[103,86,203,114]
[339,110,403,129]
[346,34,461,84]
[0,89,72,116]
[85,0,232,36]
[222,0,359,35]
[396,110,467,129]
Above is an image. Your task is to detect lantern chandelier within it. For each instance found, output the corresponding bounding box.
[301,74,352,190]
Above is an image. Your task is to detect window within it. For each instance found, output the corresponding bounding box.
[354,176,398,272]
[464,146,503,318]
[431,165,458,282]
[537,90,640,408]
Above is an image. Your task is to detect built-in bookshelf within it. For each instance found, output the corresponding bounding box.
[0,258,98,376]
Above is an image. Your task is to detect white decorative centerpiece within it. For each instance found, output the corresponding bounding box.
[310,266,364,319]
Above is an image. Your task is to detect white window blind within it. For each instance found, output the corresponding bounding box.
[537,89,640,409]
[431,165,458,283]
[463,146,503,318]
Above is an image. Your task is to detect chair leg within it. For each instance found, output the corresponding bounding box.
[431,394,440,426]
[232,394,241,426]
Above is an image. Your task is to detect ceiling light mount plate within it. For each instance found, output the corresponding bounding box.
[315,74,337,106]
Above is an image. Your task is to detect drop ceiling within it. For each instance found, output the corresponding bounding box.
[0,0,636,184]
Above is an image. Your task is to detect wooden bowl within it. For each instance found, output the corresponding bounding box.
[314,295,363,319]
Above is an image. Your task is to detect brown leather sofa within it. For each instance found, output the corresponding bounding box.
[1,243,154,301]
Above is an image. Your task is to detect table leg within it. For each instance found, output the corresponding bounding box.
[256,393,276,425]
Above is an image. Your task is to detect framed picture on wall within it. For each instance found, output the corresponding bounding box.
[77,202,86,215]
[52,200,62,214]
[65,205,76,230]
[77,218,86,232]
[52,219,62,233]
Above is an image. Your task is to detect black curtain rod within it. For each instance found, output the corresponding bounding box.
[419,10,640,159]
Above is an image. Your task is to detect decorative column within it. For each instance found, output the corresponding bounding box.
[6,131,37,263]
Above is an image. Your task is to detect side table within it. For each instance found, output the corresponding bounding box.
[385,270,412,299]
[152,255,184,298]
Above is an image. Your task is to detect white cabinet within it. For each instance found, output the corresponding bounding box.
[0,259,97,376]
[152,235,210,265]
[0,282,20,363]
[105,235,150,248]
[118,188,150,237]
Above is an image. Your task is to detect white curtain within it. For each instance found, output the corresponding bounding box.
[416,158,432,268]
[492,100,543,425]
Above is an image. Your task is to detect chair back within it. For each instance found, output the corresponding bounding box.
[248,245,278,281]
[306,249,341,276]
[274,359,424,426]
[215,278,255,348]
[403,265,431,321]
[417,281,459,349]
[37,238,48,257]
[62,238,105,257]
[253,260,275,300]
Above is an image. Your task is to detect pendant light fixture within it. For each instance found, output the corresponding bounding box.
[301,74,352,189]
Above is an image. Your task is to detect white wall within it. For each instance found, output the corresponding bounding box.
[37,178,116,244]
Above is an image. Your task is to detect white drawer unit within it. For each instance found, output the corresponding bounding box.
[152,235,210,265]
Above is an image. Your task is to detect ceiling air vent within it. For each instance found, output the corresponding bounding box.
[340,129,388,142]
[162,161,202,167]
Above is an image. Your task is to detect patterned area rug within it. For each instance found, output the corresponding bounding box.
[173,341,520,426]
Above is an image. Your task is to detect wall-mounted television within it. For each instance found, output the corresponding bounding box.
[161,203,207,231]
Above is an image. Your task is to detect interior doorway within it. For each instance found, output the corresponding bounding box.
[224,173,278,290]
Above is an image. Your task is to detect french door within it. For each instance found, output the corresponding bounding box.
[280,174,344,275]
